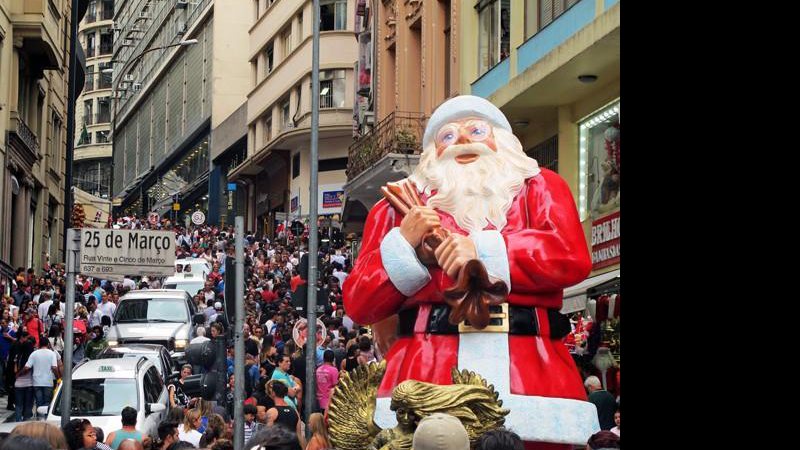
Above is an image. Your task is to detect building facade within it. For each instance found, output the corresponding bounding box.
[74,0,114,199]
[1,0,83,284]
[343,0,460,237]
[111,0,250,225]
[461,0,621,299]
[228,0,358,238]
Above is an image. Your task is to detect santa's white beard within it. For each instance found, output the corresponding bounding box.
[409,130,540,233]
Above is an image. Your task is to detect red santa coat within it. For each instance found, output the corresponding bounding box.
[344,169,599,447]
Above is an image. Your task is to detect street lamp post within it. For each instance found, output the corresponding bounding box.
[105,39,198,218]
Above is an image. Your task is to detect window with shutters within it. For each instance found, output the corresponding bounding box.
[476,0,510,77]
[538,0,580,31]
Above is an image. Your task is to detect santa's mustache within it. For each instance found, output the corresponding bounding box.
[438,142,495,161]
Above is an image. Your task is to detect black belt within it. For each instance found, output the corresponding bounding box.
[397,304,571,338]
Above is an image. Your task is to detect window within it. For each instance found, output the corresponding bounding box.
[101,0,114,20]
[86,32,96,57]
[100,31,113,55]
[84,100,94,125]
[579,100,620,221]
[319,69,346,108]
[96,130,110,143]
[144,366,163,404]
[53,378,138,416]
[97,97,111,123]
[282,26,293,57]
[539,0,580,30]
[115,298,189,323]
[264,42,274,76]
[292,152,300,178]
[98,62,112,89]
[281,99,291,130]
[85,64,95,91]
[263,116,272,143]
[297,12,303,40]
[321,0,347,31]
[50,113,62,171]
[86,0,96,22]
[477,0,510,76]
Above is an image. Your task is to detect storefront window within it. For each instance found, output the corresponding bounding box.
[579,100,620,221]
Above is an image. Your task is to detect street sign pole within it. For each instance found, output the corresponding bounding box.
[233,216,245,450]
[61,228,80,426]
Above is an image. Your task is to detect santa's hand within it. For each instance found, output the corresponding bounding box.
[435,234,478,280]
[399,206,440,248]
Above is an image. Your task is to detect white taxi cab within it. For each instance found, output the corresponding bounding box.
[41,357,168,437]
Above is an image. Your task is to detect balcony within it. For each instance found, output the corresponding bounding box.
[86,12,96,23]
[94,111,111,124]
[11,0,61,70]
[8,112,41,163]
[346,111,426,180]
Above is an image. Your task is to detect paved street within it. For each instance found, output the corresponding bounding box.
[0,393,14,424]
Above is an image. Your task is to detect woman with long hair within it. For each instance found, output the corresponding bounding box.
[305,413,331,450]
[178,409,203,447]
[259,335,278,379]
[13,331,35,422]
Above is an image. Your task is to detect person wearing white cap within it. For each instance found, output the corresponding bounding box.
[411,413,470,450]
[344,95,599,448]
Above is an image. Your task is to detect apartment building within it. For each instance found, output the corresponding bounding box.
[342,0,460,236]
[75,0,114,199]
[227,0,358,238]
[0,0,85,283]
[111,0,250,224]
[462,0,621,304]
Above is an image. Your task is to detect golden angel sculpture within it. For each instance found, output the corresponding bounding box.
[328,360,509,450]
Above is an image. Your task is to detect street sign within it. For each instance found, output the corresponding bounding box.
[192,210,206,225]
[148,212,159,226]
[79,229,176,277]
[227,182,237,191]
[173,202,181,211]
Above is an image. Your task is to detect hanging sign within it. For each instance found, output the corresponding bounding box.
[191,210,206,225]
[591,211,620,270]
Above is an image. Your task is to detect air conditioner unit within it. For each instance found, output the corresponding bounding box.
[124,74,135,81]
[176,0,190,9]
[138,11,150,19]
[131,82,142,92]
[177,23,187,35]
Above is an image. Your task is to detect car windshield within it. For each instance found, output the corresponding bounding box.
[115,298,187,323]
[53,378,138,416]
[163,282,204,296]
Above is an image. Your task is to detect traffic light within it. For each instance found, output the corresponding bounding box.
[182,372,219,400]
[184,338,228,405]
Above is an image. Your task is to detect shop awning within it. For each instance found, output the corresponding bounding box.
[560,269,620,314]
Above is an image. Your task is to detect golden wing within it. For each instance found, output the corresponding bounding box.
[451,367,510,441]
[328,360,387,450]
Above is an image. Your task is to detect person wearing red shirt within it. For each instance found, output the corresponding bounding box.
[261,288,278,303]
[23,310,44,347]
[289,270,304,292]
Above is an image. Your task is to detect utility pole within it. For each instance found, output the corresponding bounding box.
[304,0,321,428]
[63,0,80,257]
[61,229,79,426]
[233,217,245,449]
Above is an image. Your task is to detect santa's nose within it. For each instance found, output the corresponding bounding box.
[455,130,472,145]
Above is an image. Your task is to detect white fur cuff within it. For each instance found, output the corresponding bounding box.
[469,230,511,289]
[380,228,431,297]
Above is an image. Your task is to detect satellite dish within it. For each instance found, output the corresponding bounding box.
[10,176,19,195]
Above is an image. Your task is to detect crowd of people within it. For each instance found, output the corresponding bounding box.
[0,218,619,450]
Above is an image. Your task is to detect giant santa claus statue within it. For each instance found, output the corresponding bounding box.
[343,95,600,449]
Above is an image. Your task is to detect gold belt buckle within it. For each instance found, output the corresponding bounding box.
[458,303,509,333]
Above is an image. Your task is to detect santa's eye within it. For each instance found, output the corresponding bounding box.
[436,126,459,146]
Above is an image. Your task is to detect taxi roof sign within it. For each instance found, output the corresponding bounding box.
[98,365,115,372]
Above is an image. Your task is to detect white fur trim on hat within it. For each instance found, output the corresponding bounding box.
[423,95,512,149]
